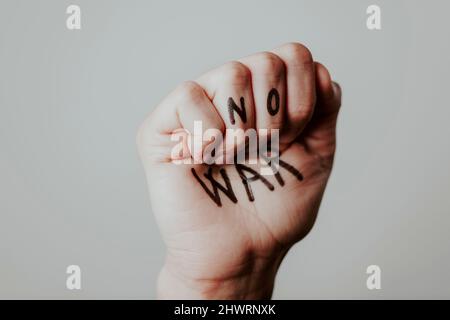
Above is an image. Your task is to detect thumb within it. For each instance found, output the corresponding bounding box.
[137,81,225,168]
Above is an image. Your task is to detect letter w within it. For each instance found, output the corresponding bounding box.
[191,167,237,207]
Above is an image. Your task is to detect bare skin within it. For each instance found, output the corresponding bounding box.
[137,43,342,299]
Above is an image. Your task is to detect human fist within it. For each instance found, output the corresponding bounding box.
[137,43,341,299]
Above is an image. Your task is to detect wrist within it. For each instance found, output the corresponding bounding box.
[157,251,286,300]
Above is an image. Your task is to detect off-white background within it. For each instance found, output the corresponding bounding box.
[1,0,449,299]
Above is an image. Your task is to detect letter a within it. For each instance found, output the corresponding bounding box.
[366,5,381,30]
[66,265,81,290]
[366,265,381,290]
[66,5,81,30]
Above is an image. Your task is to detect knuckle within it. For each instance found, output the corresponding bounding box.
[252,52,285,76]
[174,80,204,102]
[281,42,313,66]
[332,81,342,100]
[291,102,315,123]
[220,61,251,85]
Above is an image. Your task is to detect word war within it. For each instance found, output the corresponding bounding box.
[191,158,303,207]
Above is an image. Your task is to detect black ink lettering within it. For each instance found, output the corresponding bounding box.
[279,159,304,181]
[228,97,247,125]
[267,88,280,116]
[263,157,304,186]
[235,164,274,202]
[191,167,237,207]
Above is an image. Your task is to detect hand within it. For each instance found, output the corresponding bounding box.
[137,43,342,299]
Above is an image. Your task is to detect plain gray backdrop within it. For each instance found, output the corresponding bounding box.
[1,0,449,299]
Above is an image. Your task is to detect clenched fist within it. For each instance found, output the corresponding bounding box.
[137,43,341,299]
